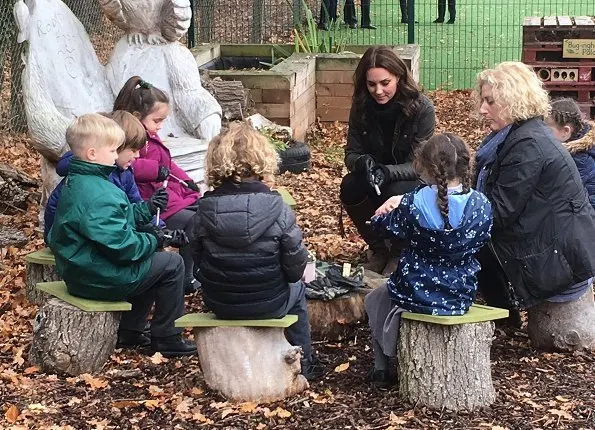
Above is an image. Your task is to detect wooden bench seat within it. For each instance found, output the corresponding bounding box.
[398,304,509,411]
[30,281,131,376]
[176,312,307,403]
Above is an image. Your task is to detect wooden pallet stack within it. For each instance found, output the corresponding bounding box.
[522,16,595,119]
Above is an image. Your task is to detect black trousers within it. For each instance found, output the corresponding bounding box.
[340,171,418,208]
[319,0,338,25]
[344,0,378,26]
[165,207,197,285]
[119,252,185,338]
[437,0,456,20]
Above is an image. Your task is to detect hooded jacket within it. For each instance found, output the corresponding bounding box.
[188,180,308,318]
[48,158,157,301]
[372,187,493,315]
[133,130,200,220]
[562,121,595,210]
[44,151,144,242]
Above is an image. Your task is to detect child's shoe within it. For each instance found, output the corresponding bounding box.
[300,355,325,381]
[116,330,151,349]
[184,279,201,295]
[151,334,197,357]
[366,367,396,388]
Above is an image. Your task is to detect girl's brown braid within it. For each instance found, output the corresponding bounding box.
[549,98,585,140]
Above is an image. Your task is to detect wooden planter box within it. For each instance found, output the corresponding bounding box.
[193,44,420,139]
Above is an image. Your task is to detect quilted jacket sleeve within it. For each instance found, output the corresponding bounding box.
[279,206,308,283]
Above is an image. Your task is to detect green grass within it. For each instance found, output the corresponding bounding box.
[318,0,593,89]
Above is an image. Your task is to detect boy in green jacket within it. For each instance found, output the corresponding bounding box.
[48,113,196,357]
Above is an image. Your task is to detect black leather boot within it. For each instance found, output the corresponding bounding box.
[344,198,389,274]
[151,334,197,357]
[434,1,446,22]
[117,329,151,349]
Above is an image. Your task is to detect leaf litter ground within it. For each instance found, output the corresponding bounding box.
[1,91,594,429]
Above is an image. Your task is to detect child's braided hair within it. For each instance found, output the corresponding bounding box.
[413,133,471,229]
[549,98,585,140]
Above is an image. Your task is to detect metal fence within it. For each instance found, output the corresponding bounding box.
[1,0,593,133]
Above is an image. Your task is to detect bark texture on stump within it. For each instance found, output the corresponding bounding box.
[26,262,61,305]
[30,299,120,376]
[202,77,248,121]
[307,289,371,340]
[527,286,595,352]
[398,320,496,411]
[194,326,308,402]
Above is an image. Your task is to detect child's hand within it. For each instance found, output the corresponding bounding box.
[156,165,170,182]
[163,229,189,248]
[147,187,169,215]
[375,195,403,216]
[186,180,199,192]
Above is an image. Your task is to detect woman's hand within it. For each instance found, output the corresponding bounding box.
[375,195,403,216]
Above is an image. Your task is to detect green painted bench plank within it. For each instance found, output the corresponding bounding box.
[175,313,298,328]
[277,187,296,208]
[401,304,509,325]
[37,281,132,312]
[25,248,56,266]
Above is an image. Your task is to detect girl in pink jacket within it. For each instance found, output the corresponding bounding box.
[114,76,202,294]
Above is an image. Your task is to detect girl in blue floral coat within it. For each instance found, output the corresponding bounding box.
[364,133,493,388]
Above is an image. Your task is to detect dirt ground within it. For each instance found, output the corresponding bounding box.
[0,90,593,429]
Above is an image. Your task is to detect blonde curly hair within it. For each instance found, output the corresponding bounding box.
[474,61,550,123]
[205,121,279,187]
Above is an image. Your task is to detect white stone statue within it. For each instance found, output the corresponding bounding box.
[99,0,222,178]
[13,0,221,220]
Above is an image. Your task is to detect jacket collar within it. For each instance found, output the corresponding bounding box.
[562,121,595,154]
[69,158,116,179]
[206,179,273,197]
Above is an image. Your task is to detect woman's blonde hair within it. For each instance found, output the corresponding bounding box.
[474,61,550,122]
[205,121,279,187]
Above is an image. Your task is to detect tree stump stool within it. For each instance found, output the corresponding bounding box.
[30,281,131,376]
[397,304,509,411]
[175,313,308,402]
[527,284,595,351]
[25,248,61,305]
[307,288,372,340]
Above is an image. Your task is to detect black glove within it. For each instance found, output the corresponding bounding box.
[368,163,390,190]
[186,180,199,192]
[163,229,189,248]
[137,223,166,249]
[354,154,375,173]
[156,165,170,182]
[146,187,169,215]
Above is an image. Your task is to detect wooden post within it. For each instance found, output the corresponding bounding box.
[527,285,595,352]
[398,320,496,411]
[30,299,122,375]
[176,313,309,402]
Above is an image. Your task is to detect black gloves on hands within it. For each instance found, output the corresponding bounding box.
[156,165,170,182]
[186,180,199,192]
[354,154,375,173]
[368,163,389,190]
[137,223,189,249]
[146,187,169,215]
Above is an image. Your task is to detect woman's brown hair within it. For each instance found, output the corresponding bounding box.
[113,76,169,120]
[413,133,471,229]
[101,110,147,151]
[352,46,420,119]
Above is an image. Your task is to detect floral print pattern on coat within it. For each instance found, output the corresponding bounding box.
[372,189,493,316]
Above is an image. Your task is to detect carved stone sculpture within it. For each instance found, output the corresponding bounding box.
[13,0,222,223]
[99,0,222,179]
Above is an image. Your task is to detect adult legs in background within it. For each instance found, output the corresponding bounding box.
[434,0,455,23]
[119,252,196,356]
[165,208,199,294]
[399,0,408,23]
[343,0,357,27]
[360,0,376,29]
[318,0,338,29]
